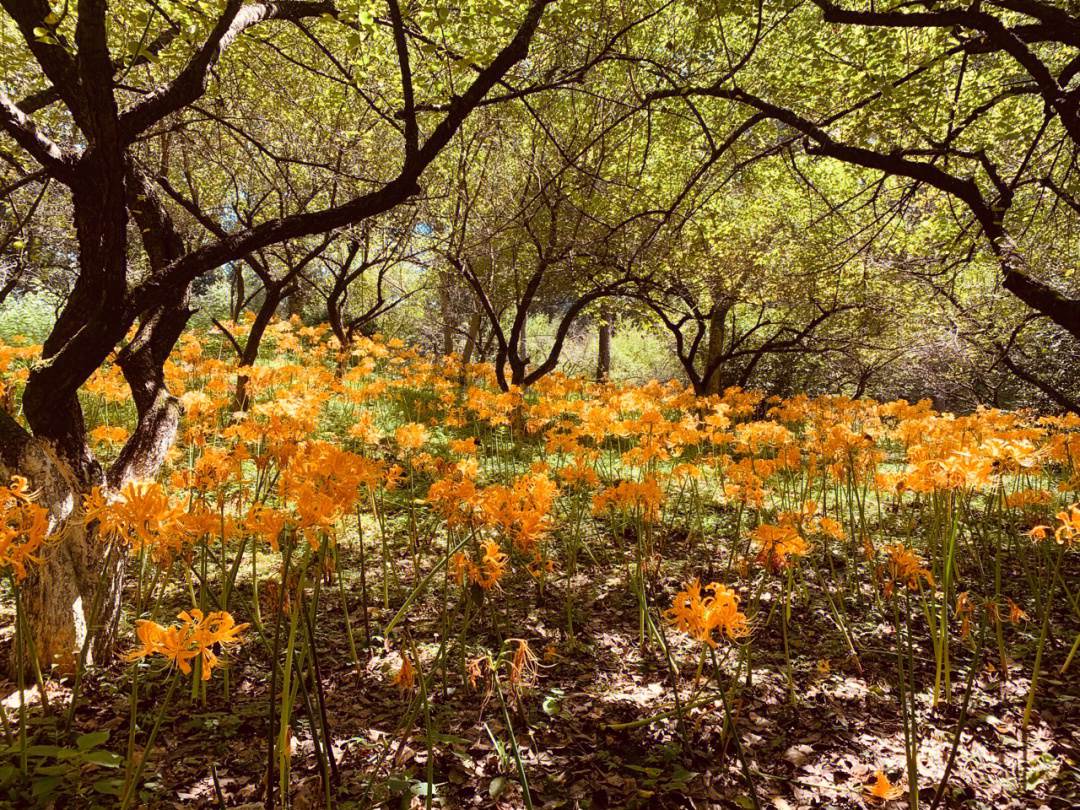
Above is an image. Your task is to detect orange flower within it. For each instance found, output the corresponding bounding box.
[865,771,904,801]
[127,608,247,680]
[882,543,934,593]
[84,480,176,555]
[90,425,130,446]
[244,504,289,551]
[666,579,750,648]
[1007,597,1029,623]
[955,591,973,639]
[449,437,478,455]
[592,477,665,522]
[1053,505,1080,547]
[476,539,508,590]
[481,473,558,553]
[392,652,416,692]
[751,524,808,569]
[0,475,51,580]
[396,422,429,452]
[507,638,538,689]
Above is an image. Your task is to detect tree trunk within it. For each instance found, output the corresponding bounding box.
[516,316,529,369]
[462,311,482,366]
[327,277,349,347]
[231,264,245,322]
[478,323,495,363]
[286,283,306,320]
[439,270,456,357]
[596,306,612,382]
[460,311,483,385]
[234,287,285,410]
[2,430,119,675]
[703,302,729,396]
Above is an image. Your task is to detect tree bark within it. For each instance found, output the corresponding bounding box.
[1,430,119,675]
[516,315,529,371]
[704,301,730,396]
[231,264,245,322]
[596,306,612,382]
[439,269,456,357]
[462,311,483,366]
[234,286,286,410]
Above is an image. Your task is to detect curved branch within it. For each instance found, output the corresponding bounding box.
[118,0,336,142]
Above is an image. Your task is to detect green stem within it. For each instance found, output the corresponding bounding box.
[120,668,182,810]
[1023,543,1065,732]
[491,663,534,810]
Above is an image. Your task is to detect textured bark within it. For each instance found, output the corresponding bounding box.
[3,439,119,675]
[231,265,245,322]
[516,316,529,370]
[462,311,483,366]
[112,293,193,485]
[596,307,612,382]
[703,301,730,396]
[234,287,286,410]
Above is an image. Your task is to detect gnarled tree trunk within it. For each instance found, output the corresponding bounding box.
[0,420,120,675]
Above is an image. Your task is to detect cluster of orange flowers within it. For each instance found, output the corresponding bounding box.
[881,543,935,595]
[751,524,808,569]
[592,478,666,522]
[452,539,509,590]
[665,579,750,648]
[0,476,49,581]
[127,608,247,680]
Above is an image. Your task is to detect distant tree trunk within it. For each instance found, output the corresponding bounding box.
[853,367,871,400]
[440,270,456,357]
[478,325,496,363]
[286,284,306,320]
[443,325,455,357]
[596,306,612,381]
[517,316,529,369]
[231,264,245,322]
[234,286,287,410]
[704,301,730,396]
[462,311,483,365]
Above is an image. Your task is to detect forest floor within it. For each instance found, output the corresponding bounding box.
[4,524,1079,810]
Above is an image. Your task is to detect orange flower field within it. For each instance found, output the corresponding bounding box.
[1,317,1078,808]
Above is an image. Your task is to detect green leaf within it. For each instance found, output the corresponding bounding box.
[83,750,124,768]
[76,730,110,751]
[23,745,75,758]
[489,776,508,798]
[32,774,63,798]
[662,768,699,791]
[93,777,126,796]
[35,764,71,776]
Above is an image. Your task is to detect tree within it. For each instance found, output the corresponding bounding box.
[313,217,427,349]
[0,0,555,669]
[647,0,1080,345]
[447,123,641,390]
